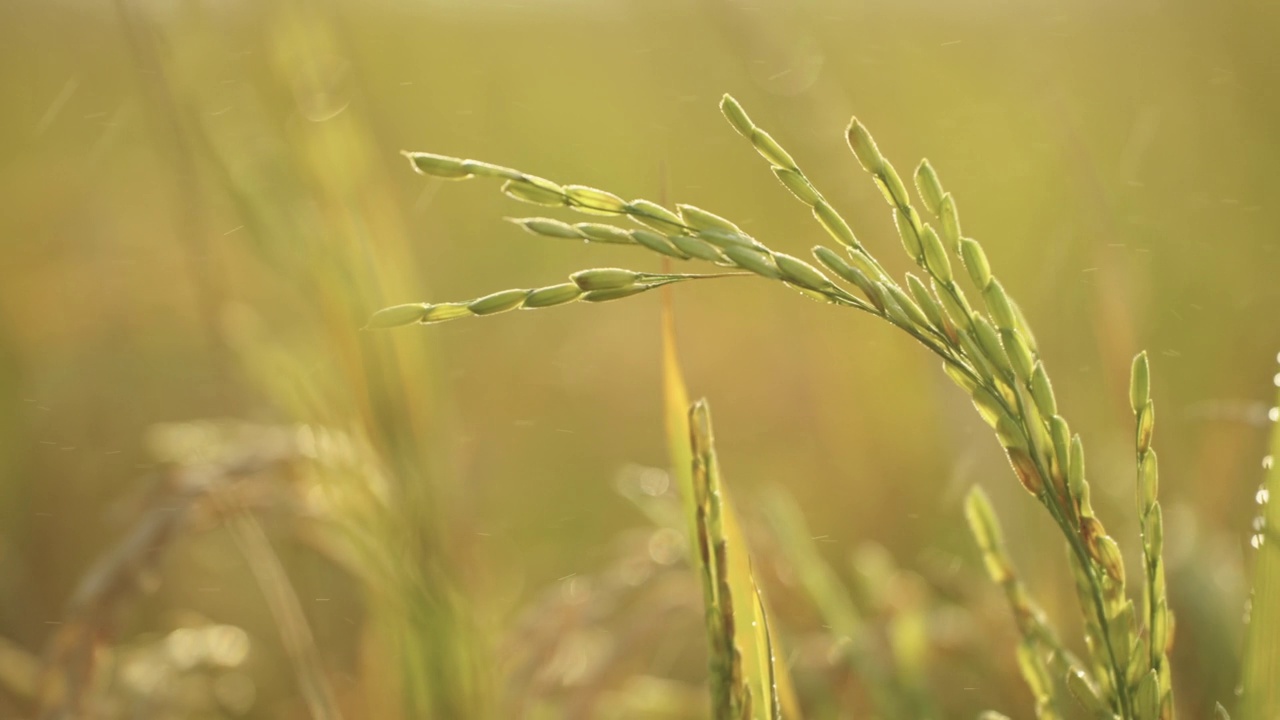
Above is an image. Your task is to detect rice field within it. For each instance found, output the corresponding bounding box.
[1,1,1278,718]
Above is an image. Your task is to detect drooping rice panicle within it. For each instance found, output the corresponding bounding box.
[841,114,1142,715]
[717,95,890,281]
[403,150,889,315]
[389,96,1190,720]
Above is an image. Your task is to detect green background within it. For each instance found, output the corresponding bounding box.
[1,0,1277,717]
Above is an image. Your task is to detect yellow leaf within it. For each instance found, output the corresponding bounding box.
[661,296,797,719]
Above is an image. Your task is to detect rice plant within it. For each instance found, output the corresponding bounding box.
[370,96,1264,719]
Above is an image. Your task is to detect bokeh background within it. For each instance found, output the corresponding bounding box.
[2,0,1278,718]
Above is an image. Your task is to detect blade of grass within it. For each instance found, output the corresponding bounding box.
[661,292,698,547]
[1239,374,1280,720]
[224,512,344,720]
[662,301,795,719]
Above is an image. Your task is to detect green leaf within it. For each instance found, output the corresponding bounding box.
[661,300,793,720]
[1240,378,1280,720]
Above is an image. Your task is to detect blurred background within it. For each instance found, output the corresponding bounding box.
[2,0,1278,718]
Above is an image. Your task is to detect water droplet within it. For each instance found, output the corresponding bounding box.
[1251,533,1265,549]
[1253,515,1267,532]
[1265,455,1275,470]
[1271,407,1280,423]
[1259,487,1271,505]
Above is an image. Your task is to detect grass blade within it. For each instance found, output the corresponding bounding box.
[661,293,698,547]
[661,302,795,719]
[225,513,344,720]
[1240,375,1280,720]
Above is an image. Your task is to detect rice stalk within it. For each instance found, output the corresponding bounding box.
[1128,353,1174,719]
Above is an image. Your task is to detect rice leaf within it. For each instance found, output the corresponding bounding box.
[1240,379,1280,720]
[661,301,794,719]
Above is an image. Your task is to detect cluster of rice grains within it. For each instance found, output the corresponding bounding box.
[373,96,1205,719]
[367,268,739,328]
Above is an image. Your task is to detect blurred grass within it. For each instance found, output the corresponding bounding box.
[2,0,1279,717]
